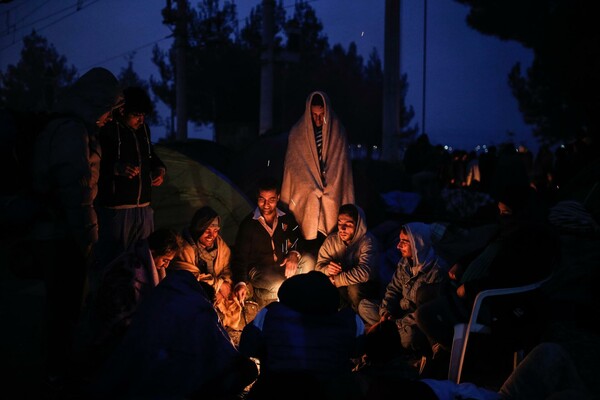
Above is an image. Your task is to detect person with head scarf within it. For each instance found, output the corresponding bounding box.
[315,204,380,312]
[280,91,355,256]
[358,222,448,355]
[171,205,233,302]
[30,67,123,385]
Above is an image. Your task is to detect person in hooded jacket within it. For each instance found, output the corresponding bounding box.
[93,86,166,295]
[171,206,232,298]
[358,222,448,355]
[280,91,355,256]
[315,204,380,311]
[170,206,250,332]
[30,67,123,385]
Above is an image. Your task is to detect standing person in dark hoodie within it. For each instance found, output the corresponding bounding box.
[92,86,166,296]
[30,67,123,387]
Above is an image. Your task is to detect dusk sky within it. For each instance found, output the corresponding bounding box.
[0,0,537,153]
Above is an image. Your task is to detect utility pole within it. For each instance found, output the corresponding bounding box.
[259,0,275,135]
[422,0,428,136]
[382,0,401,162]
[175,0,188,141]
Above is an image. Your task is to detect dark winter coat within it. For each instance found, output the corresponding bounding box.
[96,119,165,208]
[231,208,304,285]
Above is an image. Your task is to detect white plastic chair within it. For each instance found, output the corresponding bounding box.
[448,275,551,383]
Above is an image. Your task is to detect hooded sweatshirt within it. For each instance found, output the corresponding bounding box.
[380,222,446,317]
[379,222,447,349]
[31,67,122,249]
[315,205,378,287]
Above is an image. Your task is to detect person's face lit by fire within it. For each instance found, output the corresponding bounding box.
[257,189,279,220]
[337,213,356,244]
[152,250,176,270]
[198,225,220,249]
[311,105,325,128]
[124,112,146,130]
[397,230,412,259]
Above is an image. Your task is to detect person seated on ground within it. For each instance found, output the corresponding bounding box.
[315,203,380,311]
[358,222,448,357]
[90,268,258,399]
[416,184,560,359]
[170,206,242,329]
[239,271,366,400]
[231,176,315,309]
[73,228,182,380]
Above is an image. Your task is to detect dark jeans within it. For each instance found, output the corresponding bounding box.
[92,206,154,295]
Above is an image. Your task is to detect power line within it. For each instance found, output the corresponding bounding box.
[2,0,95,37]
[0,0,28,16]
[18,0,53,25]
[81,35,173,72]
[0,0,101,51]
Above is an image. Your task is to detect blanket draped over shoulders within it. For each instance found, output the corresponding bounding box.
[281,91,355,240]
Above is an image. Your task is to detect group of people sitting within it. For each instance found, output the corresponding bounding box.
[24,68,590,399]
[69,173,591,400]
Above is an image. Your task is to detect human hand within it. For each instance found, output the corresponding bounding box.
[456,284,466,298]
[234,284,248,304]
[281,253,300,278]
[219,281,232,300]
[449,263,460,280]
[151,168,165,186]
[326,261,342,276]
[114,162,140,179]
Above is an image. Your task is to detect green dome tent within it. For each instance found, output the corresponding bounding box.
[152,145,253,246]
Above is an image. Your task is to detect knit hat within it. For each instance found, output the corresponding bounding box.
[278,271,339,315]
[189,206,220,241]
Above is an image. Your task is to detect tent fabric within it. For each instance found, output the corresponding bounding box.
[152,145,253,246]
